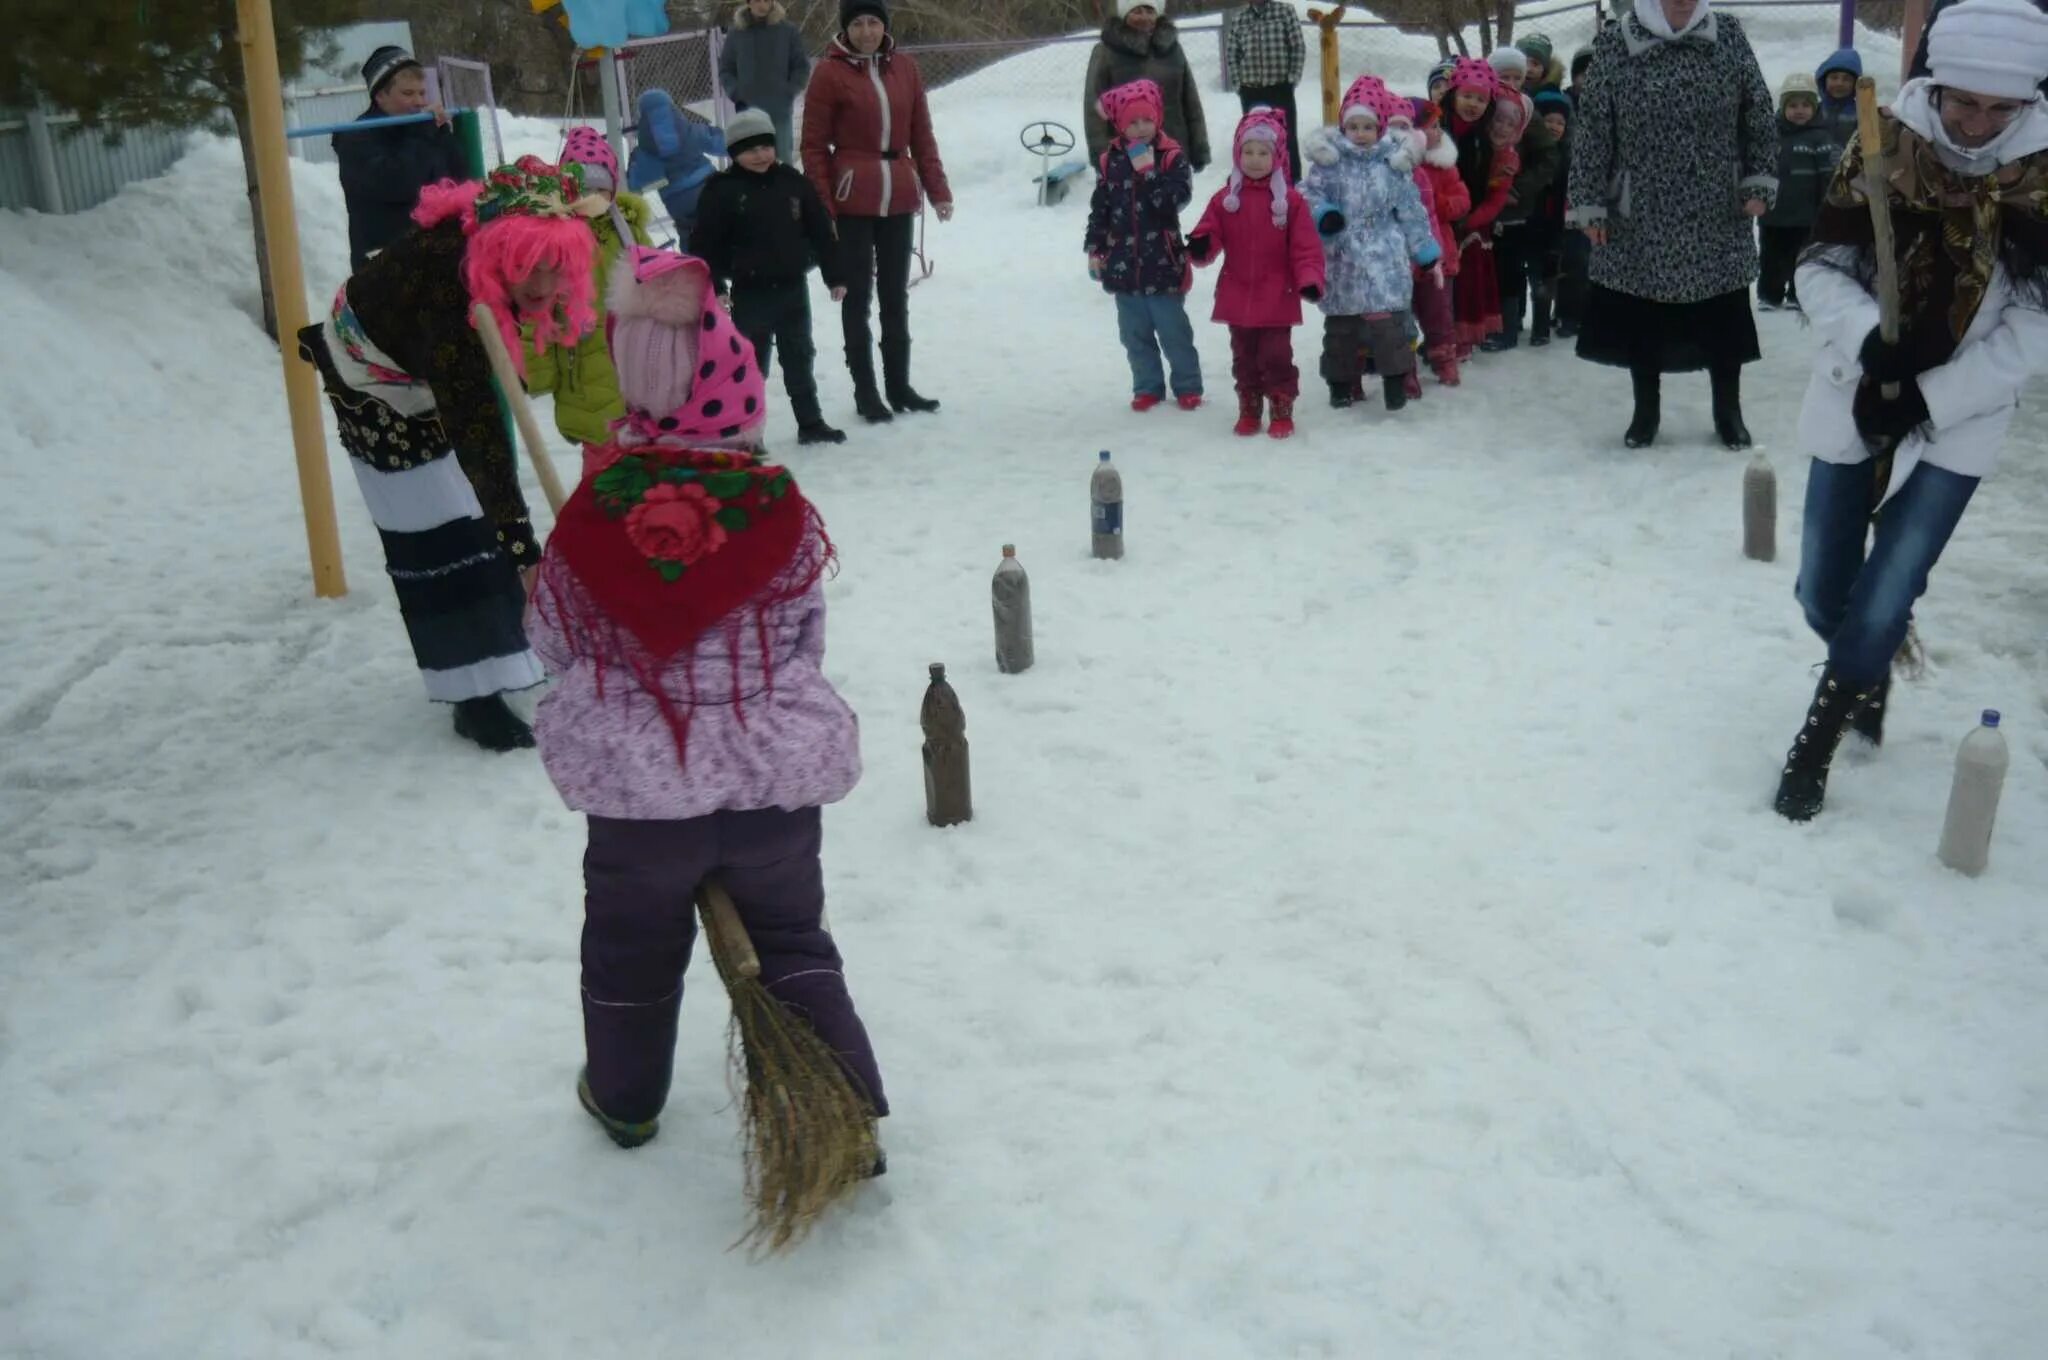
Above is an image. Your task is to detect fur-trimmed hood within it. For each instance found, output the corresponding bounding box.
[732,1,788,27]
[1100,14,1181,59]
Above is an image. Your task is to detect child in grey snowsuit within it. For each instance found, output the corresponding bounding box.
[1759,74,1840,311]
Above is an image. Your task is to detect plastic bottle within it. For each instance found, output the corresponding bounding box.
[992,544,1034,674]
[1091,450,1124,561]
[1743,453,1776,563]
[921,663,973,827]
[1937,709,2008,876]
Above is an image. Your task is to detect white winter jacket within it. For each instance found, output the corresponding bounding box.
[1796,80,2048,504]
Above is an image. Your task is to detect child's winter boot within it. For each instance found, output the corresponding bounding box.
[1176,392,1204,411]
[1131,393,1164,412]
[1267,394,1296,439]
[1328,381,1355,409]
[1428,345,1460,387]
[1234,392,1264,437]
[578,1067,660,1149]
[1403,370,1424,401]
[1381,374,1409,412]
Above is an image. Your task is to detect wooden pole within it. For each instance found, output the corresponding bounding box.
[1307,7,1348,128]
[236,0,347,598]
[1855,77,1901,400]
[471,303,570,516]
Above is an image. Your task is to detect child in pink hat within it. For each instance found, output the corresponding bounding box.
[1085,78,1207,412]
[1186,106,1326,439]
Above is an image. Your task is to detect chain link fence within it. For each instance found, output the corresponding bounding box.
[436,58,507,166]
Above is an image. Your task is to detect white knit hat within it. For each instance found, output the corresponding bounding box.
[1927,0,2048,100]
[1118,0,1164,17]
[1487,46,1529,77]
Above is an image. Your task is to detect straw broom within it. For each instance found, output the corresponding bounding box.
[695,878,881,1256]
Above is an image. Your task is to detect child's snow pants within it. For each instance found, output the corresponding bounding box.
[580,806,887,1125]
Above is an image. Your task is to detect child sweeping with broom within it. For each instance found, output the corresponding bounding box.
[526,244,887,1239]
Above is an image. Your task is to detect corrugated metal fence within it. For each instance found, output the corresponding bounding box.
[0,108,190,215]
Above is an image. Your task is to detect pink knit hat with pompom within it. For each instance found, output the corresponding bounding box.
[1449,57,1501,97]
[1225,105,1293,227]
[1340,75,1407,130]
[1097,78,1165,136]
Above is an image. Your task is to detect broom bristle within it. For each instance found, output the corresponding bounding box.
[704,922,879,1256]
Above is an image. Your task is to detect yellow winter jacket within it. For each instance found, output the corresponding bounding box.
[521,190,653,446]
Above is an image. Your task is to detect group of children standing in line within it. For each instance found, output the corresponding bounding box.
[1084,38,1874,440]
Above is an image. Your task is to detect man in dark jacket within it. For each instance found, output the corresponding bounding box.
[336,46,468,272]
[691,109,851,446]
[718,0,811,160]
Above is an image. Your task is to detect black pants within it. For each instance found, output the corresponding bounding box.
[836,212,915,389]
[1238,83,1302,183]
[1758,224,1807,307]
[1495,221,1538,337]
[730,279,823,427]
[1557,231,1592,331]
[1321,313,1415,384]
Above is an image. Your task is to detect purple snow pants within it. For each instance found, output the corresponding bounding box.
[580,806,887,1125]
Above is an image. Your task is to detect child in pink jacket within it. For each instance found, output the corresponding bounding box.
[1187,106,1327,440]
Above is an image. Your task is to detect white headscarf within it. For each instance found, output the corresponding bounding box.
[1893,75,2048,174]
[1633,0,1712,41]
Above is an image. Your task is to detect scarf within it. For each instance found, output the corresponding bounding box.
[1632,0,1712,42]
[538,446,832,761]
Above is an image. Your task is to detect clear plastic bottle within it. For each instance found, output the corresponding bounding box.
[921,663,973,827]
[1743,453,1776,563]
[1937,709,2008,876]
[992,544,1034,674]
[1091,450,1123,561]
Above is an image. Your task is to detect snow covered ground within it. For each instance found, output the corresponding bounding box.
[4,17,2046,1359]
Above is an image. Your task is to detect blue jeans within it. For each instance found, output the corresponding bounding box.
[1115,293,1203,399]
[1796,457,1978,684]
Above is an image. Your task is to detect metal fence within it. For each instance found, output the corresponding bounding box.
[0,107,189,215]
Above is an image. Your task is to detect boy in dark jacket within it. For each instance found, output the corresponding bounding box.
[690,110,851,445]
[335,46,468,272]
[1526,90,1573,345]
[1816,48,1863,148]
[1085,78,1206,411]
[1758,73,1838,311]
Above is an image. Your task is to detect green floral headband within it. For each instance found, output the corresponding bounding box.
[474,155,607,225]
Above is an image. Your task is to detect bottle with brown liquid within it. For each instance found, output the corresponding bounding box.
[1743,453,1776,562]
[992,544,1034,674]
[921,663,973,827]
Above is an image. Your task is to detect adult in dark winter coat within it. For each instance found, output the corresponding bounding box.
[1815,47,1864,148]
[1083,2,1212,172]
[718,0,811,161]
[693,109,852,446]
[800,0,954,423]
[1758,73,1838,309]
[336,46,468,272]
[1568,0,1778,450]
[1226,0,1307,183]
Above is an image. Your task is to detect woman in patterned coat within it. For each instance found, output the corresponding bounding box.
[1567,0,1778,450]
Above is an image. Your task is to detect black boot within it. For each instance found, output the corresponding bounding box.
[452,694,534,752]
[1529,284,1553,346]
[1381,374,1409,411]
[1850,674,1891,747]
[881,338,940,414]
[1711,364,1753,449]
[791,388,846,445]
[1329,381,1355,409]
[797,421,847,445]
[847,349,893,424]
[1625,367,1660,448]
[1774,666,1883,822]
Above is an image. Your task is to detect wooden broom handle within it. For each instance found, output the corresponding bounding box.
[471,301,570,514]
[697,879,762,980]
[1855,77,1903,399]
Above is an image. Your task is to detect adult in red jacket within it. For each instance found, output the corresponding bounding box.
[800,0,954,423]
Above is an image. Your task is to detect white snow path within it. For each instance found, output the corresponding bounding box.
[4,21,2047,1357]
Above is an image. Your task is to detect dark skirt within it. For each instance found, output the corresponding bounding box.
[1575,284,1761,372]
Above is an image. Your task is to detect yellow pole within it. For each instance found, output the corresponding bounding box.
[1308,7,1347,128]
[237,0,348,598]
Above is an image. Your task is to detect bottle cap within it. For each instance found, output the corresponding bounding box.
[1002,544,1016,557]
[1982,709,2001,728]
[1099,450,1111,461]
[929,662,946,680]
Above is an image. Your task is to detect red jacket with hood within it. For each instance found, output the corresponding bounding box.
[800,35,952,219]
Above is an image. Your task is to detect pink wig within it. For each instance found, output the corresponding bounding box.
[410,178,598,378]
